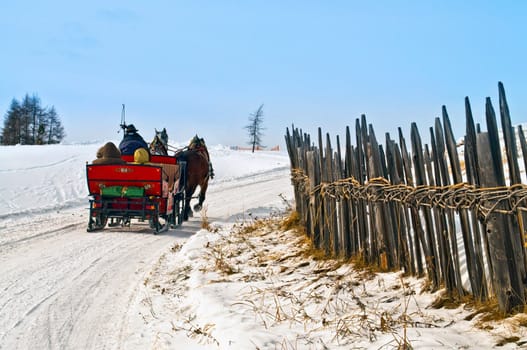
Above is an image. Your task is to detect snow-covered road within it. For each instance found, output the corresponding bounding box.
[0,144,292,349]
[0,217,191,349]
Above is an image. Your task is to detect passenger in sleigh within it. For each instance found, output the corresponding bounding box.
[133,147,177,192]
[132,147,150,164]
[119,124,149,156]
[92,142,126,165]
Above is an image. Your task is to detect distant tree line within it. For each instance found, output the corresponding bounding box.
[1,94,65,145]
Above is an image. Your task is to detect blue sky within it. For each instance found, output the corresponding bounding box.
[1,1,526,148]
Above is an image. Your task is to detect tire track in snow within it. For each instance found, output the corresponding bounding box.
[0,155,79,173]
[0,219,186,349]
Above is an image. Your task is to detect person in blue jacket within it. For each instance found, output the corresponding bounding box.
[119,124,149,156]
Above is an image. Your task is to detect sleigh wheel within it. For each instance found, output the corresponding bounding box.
[87,213,108,232]
[172,190,186,226]
[149,215,169,234]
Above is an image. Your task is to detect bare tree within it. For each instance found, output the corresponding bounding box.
[245,104,265,152]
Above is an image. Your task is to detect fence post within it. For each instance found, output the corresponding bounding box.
[499,82,527,290]
[365,124,394,269]
[443,109,487,299]
[518,125,527,176]
[356,118,371,262]
[336,134,352,258]
[411,123,440,289]
[386,133,412,272]
[399,128,424,276]
[344,127,358,257]
[426,132,456,294]
[306,150,321,248]
[476,97,524,314]
[477,132,522,313]
[325,133,339,256]
[432,117,464,296]
[316,128,331,254]
[464,97,491,300]
[284,127,299,211]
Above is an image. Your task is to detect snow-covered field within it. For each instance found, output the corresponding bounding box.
[1,142,526,349]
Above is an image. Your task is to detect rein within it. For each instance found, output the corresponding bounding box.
[150,133,208,160]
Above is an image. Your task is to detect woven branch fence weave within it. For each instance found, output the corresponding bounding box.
[292,169,527,218]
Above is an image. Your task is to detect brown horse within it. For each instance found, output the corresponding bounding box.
[150,131,212,220]
[176,135,213,220]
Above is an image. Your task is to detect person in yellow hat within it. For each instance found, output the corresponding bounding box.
[133,147,150,164]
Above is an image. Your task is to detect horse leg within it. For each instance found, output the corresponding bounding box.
[183,195,192,221]
[184,184,196,220]
[193,180,209,212]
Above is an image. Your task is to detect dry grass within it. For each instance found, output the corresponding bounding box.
[204,210,493,347]
[279,210,302,231]
[442,295,527,348]
[171,316,219,346]
[349,253,382,280]
[430,291,475,310]
[495,336,521,347]
[171,242,182,253]
[200,210,432,348]
[200,205,211,230]
[206,244,239,275]
[514,314,527,327]
[462,299,501,322]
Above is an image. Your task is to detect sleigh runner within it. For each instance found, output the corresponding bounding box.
[86,154,187,233]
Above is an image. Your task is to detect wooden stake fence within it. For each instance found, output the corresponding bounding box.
[285,82,527,314]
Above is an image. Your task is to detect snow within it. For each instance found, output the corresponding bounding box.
[1,142,526,349]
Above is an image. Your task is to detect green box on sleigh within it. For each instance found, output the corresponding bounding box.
[101,186,145,198]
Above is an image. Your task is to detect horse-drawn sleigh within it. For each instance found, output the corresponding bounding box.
[85,125,212,234]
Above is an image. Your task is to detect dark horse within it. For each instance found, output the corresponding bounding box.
[150,128,169,155]
[150,130,212,220]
